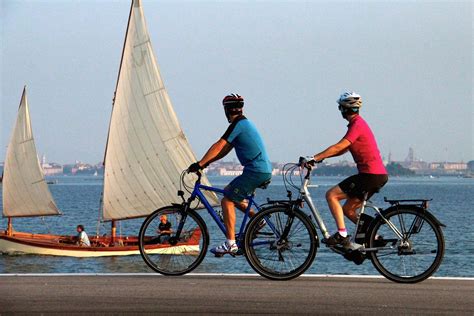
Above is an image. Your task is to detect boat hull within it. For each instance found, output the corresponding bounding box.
[0,231,199,258]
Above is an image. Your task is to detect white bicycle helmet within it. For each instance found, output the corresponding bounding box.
[337,91,362,109]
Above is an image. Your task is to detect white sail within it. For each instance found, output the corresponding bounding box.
[103,0,218,221]
[2,87,61,218]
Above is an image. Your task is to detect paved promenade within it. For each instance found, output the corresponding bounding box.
[1,274,473,314]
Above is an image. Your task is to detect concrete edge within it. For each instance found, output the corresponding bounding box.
[0,273,473,281]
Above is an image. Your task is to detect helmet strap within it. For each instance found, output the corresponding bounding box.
[224,107,243,123]
[340,107,358,119]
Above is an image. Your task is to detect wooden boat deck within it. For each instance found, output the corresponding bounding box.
[0,231,142,252]
[0,229,201,256]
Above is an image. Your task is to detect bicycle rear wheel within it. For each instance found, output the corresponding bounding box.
[368,207,444,283]
[139,206,209,275]
[244,206,318,280]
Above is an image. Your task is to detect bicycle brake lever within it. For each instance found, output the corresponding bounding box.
[177,190,186,203]
[298,156,306,166]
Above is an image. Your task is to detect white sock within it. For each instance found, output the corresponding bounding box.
[338,229,348,237]
[226,239,236,246]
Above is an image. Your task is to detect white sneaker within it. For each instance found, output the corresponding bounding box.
[210,241,238,256]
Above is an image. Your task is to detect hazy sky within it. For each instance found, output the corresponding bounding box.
[1,0,472,165]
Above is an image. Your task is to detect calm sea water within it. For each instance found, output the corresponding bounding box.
[1,175,473,277]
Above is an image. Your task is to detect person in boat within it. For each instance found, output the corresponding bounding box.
[75,224,91,247]
[157,215,172,243]
[312,92,388,248]
[188,93,272,255]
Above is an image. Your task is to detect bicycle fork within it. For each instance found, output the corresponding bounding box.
[170,203,190,245]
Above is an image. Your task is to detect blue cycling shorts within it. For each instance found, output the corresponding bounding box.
[224,170,272,202]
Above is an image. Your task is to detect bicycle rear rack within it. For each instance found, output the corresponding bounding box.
[384,197,432,209]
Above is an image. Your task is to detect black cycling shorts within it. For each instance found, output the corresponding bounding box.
[338,173,388,201]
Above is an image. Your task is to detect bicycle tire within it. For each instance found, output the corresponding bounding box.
[244,205,318,280]
[139,206,209,276]
[367,207,444,283]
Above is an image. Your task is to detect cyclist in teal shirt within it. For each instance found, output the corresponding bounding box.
[188,93,272,255]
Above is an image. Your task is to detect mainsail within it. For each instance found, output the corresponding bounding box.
[102,0,218,221]
[2,87,61,218]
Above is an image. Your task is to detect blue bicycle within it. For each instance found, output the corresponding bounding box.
[138,171,318,280]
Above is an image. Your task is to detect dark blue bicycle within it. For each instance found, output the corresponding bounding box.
[138,170,317,280]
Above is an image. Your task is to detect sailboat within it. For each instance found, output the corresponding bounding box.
[0,0,217,257]
[0,87,66,254]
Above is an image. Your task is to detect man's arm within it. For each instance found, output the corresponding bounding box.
[198,139,233,168]
[313,138,351,162]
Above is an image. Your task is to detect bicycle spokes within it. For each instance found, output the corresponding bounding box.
[244,206,317,280]
[369,208,444,283]
[139,207,209,275]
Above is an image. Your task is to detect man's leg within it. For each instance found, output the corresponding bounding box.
[342,198,362,224]
[221,197,236,240]
[326,185,349,230]
[234,200,256,217]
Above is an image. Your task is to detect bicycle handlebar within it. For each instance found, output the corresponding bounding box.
[298,156,323,169]
[188,170,202,184]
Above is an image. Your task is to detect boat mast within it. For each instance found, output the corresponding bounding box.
[7,87,24,237]
[7,218,13,236]
[111,220,117,244]
[101,0,134,240]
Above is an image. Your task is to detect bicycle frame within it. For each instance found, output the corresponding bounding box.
[184,175,263,244]
[299,170,331,240]
[297,164,402,248]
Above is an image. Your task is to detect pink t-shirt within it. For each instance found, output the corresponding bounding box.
[343,115,387,175]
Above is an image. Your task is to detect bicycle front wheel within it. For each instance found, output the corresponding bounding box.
[368,207,445,283]
[139,206,209,275]
[244,206,318,280]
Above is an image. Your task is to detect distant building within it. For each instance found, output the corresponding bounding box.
[72,162,95,175]
[429,162,467,171]
[400,147,429,171]
[405,147,416,163]
[41,155,63,176]
[217,168,243,176]
[334,160,357,167]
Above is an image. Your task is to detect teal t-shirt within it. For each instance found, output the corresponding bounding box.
[221,116,272,174]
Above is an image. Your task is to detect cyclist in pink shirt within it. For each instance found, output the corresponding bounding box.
[313,92,388,247]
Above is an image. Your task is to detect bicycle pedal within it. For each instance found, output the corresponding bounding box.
[212,250,240,258]
[343,250,366,265]
[331,244,347,252]
[347,242,363,251]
